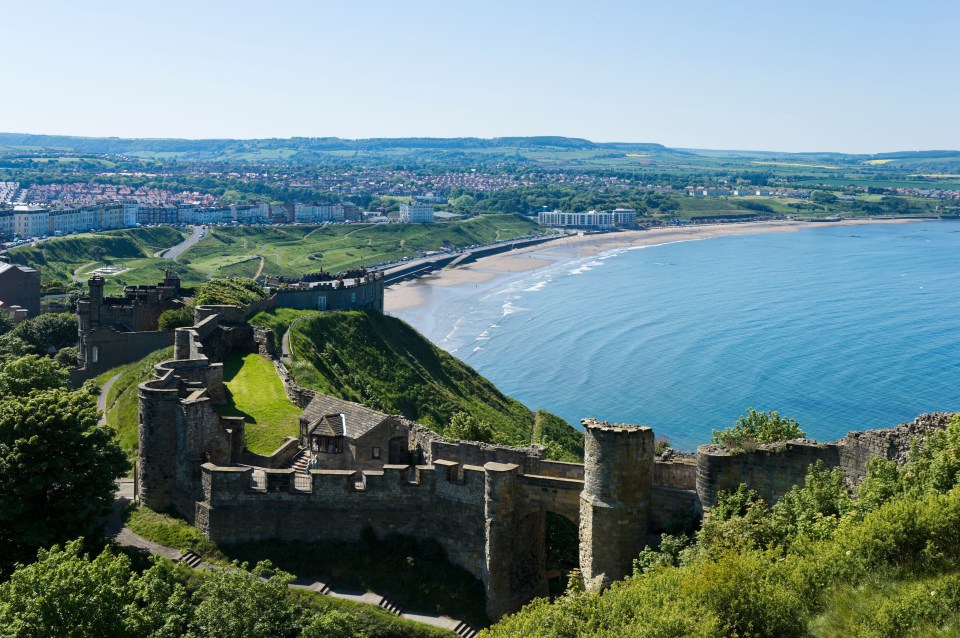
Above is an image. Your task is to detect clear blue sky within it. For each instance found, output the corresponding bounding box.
[3,0,957,153]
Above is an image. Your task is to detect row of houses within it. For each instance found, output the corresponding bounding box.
[293,202,362,223]
[537,208,637,230]
[0,202,277,240]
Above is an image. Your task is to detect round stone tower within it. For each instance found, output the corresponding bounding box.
[578,418,654,591]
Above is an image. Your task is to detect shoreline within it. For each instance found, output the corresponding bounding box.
[384,218,921,313]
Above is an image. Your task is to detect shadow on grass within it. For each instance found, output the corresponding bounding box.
[222,530,489,627]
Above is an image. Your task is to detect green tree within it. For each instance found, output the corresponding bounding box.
[0,389,128,573]
[0,540,133,638]
[188,563,297,638]
[10,312,78,354]
[0,354,70,396]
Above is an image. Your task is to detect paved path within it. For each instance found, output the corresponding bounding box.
[109,481,477,636]
[97,373,121,427]
[162,225,205,261]
[72,261,98,282]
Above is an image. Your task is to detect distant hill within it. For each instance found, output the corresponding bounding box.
[275,309,583,461]
[0,132,669,157]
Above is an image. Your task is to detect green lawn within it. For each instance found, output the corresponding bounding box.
[181,213,544,278]
[215,352,301,455]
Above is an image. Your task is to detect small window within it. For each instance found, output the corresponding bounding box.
[372,446,381,460]
[317,296,327,310]
[351,292,357,303]
[91,346,99,364]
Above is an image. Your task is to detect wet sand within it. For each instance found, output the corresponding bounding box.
[384,219,920,313]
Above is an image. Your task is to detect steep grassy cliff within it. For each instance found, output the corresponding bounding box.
[278,309,583,460]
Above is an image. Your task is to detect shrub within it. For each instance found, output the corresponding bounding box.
[711,408,805,449]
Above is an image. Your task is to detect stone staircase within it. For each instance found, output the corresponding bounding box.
[288,448,311,473]
[453,621,479,638]
[378,596,402,615]
[177,549,203,569]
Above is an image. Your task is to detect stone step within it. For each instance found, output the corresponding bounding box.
[454,621,478,638]
[378,596,402,616]
[178,549,203,568]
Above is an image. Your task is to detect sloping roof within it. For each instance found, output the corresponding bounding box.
[0,263,37,276]
[301,393,390,439]
[308,413,345,438]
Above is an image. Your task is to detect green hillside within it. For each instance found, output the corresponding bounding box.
[181,214,545,278]
[276,308,582,460]
[6,227,194,290]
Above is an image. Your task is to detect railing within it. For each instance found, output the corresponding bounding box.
[294,472,312,491]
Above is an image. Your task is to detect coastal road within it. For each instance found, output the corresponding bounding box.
[162,225,206,261]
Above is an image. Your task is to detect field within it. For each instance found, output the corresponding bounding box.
[214,352,302,455]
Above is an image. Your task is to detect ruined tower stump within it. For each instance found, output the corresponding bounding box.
[578,419,654,591]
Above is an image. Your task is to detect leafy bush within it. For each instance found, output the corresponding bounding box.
[157,306,194,331]
[711,407,805,449]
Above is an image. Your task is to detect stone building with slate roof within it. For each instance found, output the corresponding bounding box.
[300,393,411,469]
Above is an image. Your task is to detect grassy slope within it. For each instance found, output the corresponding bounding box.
[99,347,173,465]
[181,214,544,278]
[122,507,458,636]
[6,227,187,282]
[214,352,301,455]
[286,308,583,459]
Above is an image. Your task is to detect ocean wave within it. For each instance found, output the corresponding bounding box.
[524,280,549,292]
[569,260,604,275]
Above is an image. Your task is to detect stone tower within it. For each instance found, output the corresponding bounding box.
[579,419,654,591]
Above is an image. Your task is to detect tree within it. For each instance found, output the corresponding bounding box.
[10,312,78,354]
[0,540,134,638]
[0,389,128,574]
[188,563,298,638]
[0,354,69,396]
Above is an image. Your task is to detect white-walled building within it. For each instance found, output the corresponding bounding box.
[537,208,636,229]
[399,202,434,224]
[13,205,49,238]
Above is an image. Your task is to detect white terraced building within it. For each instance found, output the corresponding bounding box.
[537,208,637,229]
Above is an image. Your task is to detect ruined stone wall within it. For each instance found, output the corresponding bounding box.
[196,461,489,593]
[654,458,699,490]
[696,413,955,509]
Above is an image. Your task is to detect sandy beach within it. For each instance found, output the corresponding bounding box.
[384,218,921,313]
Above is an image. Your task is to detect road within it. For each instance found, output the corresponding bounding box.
[162,225,206,260]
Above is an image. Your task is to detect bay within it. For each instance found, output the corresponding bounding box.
[390,221,960,450]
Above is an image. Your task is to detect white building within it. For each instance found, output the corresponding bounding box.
[399,202,434,224]
[0,211,14,241]
[537,208,636,229]
[13,205,49,238]
[294,203,345,223]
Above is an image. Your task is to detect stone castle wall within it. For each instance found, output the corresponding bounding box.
[696,412,955,508]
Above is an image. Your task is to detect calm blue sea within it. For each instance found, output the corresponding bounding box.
[391,222,960,450]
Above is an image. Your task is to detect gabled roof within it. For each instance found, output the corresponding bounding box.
[301,393,391,440]
[0,263,37,276]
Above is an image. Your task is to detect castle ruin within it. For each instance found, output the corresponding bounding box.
[136,301,952,619]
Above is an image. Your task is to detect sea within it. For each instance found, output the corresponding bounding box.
[390,221,960,450]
